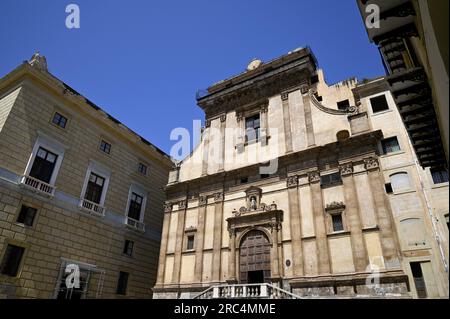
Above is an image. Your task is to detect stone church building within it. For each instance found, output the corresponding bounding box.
[153,48,449,299]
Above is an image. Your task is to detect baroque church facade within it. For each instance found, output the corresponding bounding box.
[153,48,449,299]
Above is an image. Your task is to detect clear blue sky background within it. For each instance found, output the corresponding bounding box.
[0,0,384,154]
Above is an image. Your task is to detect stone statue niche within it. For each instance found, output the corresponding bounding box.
[245,187,262,211]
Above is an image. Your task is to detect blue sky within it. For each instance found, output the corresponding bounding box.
[0,0,384,154]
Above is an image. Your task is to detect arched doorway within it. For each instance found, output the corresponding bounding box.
[239,230,271,284]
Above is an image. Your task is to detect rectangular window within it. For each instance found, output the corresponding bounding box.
[128,192,143,221]
[245,114,261,142]
[56,266,90,299]
[187,235,195,251]
[240,177,248,184]
[410,262,427,298]
[320,172,342,188]
[99,140,111,154]
[29,147,58,183]
[84,173,105,204]
[370,95,389,113]
[0,244,25,277]
[123,240,134,256]
[431,168,449,184]
[138,163,147,175]
[381,137,401,154]
[332,214,344,232]
[116,271,129,295]
[17,205,37,227]
[337,99,350,111]
[52,112,68,129]
[385,183,394,194]
[260,174,270,179]
[445,214,449,231]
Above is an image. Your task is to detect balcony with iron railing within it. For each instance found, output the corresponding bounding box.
[78,198,106,217]
[20,175,56,197]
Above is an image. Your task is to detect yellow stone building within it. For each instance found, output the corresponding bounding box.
[0,54,173,298]
[153,48,449,299]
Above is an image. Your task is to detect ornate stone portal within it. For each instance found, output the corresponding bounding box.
[227,188,283,285]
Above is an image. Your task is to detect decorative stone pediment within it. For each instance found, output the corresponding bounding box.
[325,201,346,212]
[228,201,283,234]
[233,201,278,217]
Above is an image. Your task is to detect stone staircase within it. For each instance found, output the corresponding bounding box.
[194,283,301,299]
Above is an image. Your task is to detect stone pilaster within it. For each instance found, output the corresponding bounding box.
[155,203,172,286]
[302,92,316,147]
[340,163,370,272]
[202,125,210,176]
[365,157,401,268]
[270,221,281,279]
[218,115,227,172]
[309,171,331,274]
[194,196,207,283]
[287,176,304,277]
[227,228,237,283]
[212,192,224,282]
[281,92,293,153]
[171,200,187,284]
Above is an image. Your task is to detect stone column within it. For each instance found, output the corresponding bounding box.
[302,91,316,147]
[194,196,207,283]
[287,176,304,277]
[218,115,227,172]
[309,171,331,274]
[228,228,237,283]
[365,157,401,268]
[212,192,224,283]
[172,200,187,284]
[270,220,281,279]
[340,163,370,272]
[156,203,172,286]
[281,92,293,153]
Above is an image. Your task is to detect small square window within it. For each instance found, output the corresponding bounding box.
[123,240,134,256]
[337,99,350,111]
[385,183,394,194]
[116,271,129,295]
[320,172,342,188]
[187,235,195,251]
[431,168,449,184]
[17,205,37,227]
[99,140,111,154]
[332,214,344,232]
[52,112,68,129]
[0,244,25,277]
[381,137,401,154]
[370,95,389,113]
[240,177,248,184]
[138,163,147,175]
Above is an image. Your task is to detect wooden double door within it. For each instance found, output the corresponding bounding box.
[239,230,271,284]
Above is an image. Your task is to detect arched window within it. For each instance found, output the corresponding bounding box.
[390,172,411,192]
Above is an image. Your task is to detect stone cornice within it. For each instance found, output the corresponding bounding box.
[166,130,384,196]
